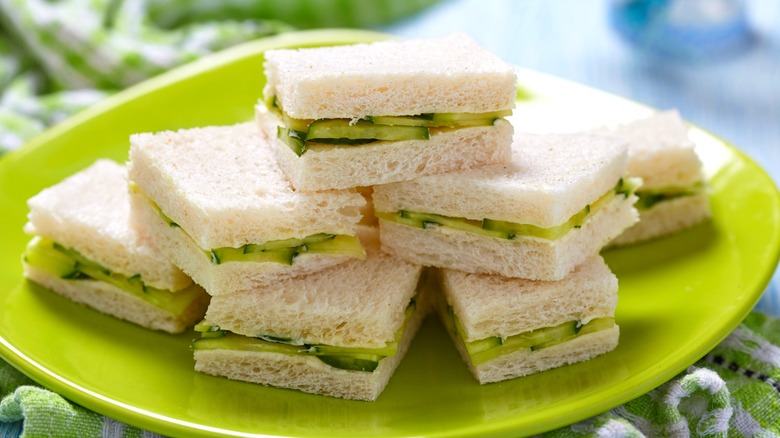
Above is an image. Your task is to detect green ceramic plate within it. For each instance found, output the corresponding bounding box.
[0,30,779,438]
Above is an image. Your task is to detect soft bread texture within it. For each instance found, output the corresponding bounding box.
[256,108,513,191]
[440,255,618,341]
[438,255,620,384]
[24,159,191,291]
[128,122,364,249]
[372,132,628,228]
[455,326,620,384]
[205,227,423,348]
[193,306,425,401]
[23,265,209,333]
[379,193,638,280]
[130,191,354,295]
[610,192,711,246]
[608,110,704,190]
[263,34,517,119]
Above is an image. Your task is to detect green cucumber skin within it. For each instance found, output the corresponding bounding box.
[192,301,416,373]
[23,237,202,315]
[378,178,637,242]
[269,97,508,154]
[441,303,616,365]
[209,234,364,266]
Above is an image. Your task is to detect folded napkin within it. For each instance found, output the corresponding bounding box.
[0,312,777,437]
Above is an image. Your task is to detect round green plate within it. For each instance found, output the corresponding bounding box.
[0,30,778,438]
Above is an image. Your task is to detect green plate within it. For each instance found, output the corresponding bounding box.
[1,29,779,437]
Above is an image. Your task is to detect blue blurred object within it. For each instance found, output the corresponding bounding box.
[609,0,754,60]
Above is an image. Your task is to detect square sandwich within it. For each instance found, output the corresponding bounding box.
[23,159,209,333]
[128,122,366,295]
[191,228,426,401]
[436,255,619,384]
[607,110,710,245]
[257,33,517,191]
[374,132,640,281]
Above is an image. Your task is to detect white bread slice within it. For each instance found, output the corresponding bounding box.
[127,122,365,249]
[263,34,517,119]
[610,192,710,246]
[608,110,704,190]
[256,108,513,191]
[372,132,629,228]
[23,265,209,334]
[378,193,637,280]
[129,190,356,295]
[438,255,619,383]
[193,306,425,401]
[24,159,191,292]
[204,227,423,348]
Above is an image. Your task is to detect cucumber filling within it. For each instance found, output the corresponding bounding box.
[441,305,615,365]
[377,178,640,241]
[129,183,366,265]
[267,97,510,156]
[635,182,704,211]
[23,237,203,315]
[192,300,417,373]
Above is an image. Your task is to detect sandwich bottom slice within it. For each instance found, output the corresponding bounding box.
[610,190,710,246]
[191,228,429,401]
[23,237,210,334]
[436,255,619,384]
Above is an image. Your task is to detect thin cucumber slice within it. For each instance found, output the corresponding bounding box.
[23,237,78,278]
[430,109,512,121]
[277,127,306,156]
[307,119,429,141]
[577,317,616,336]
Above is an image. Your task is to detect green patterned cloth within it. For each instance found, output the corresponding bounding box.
[0,0,438,154]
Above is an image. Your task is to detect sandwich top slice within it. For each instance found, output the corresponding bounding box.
[606,110,710,246]
[128,122,367,295]
[257,34,517,191]
[435,255,619,384]
[22,159,209,333]
[373,132,640,281]
[192,228,428,401]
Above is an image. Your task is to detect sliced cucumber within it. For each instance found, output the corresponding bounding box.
[211,247,296,265]
[316,354,380,372]
[307,119,429,142]
[210,234,365,265]
[24,237,203,314]
[23,237,78,278]
[430,109,512,122]
[277,127,306,156]
[528,321,579,351]
[441,302,616,365]
[577,317,615,336]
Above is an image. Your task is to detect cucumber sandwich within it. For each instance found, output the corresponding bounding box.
[435,255,619,384]
[22,160,209,333]
[605,110,711,246]
[128,123,367,295]
[373,132,641,281]
[192,228,428,401]
[257,34,517,191]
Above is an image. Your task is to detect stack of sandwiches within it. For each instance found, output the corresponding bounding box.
[20,34,709,400]
[374,131,639,382]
